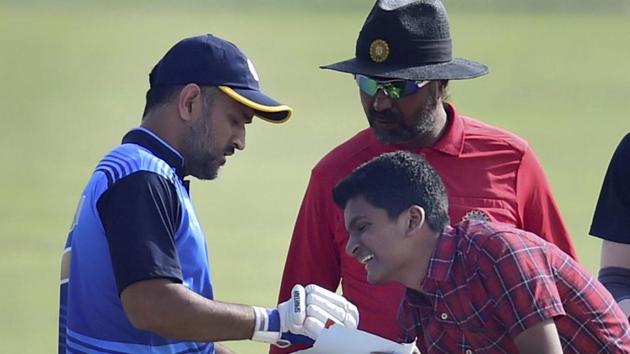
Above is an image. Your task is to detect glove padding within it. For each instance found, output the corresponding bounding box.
[252,284,359,347]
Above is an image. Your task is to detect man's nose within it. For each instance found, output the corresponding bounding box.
[372,90,393,112]
[345,236,360,257]
[234,127,245,151]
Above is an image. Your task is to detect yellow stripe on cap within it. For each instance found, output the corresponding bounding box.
[218,86,293,123]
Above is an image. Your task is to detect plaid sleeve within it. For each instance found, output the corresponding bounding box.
[477,231,566,339]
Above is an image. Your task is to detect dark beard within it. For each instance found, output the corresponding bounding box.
[368,90,439,145]
[182,105,222,180]
[185,150,221,180]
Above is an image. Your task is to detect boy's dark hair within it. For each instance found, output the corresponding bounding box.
[332,151,450,232]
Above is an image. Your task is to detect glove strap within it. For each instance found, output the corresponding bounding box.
[252,307,286,346]
[251,306,314,348]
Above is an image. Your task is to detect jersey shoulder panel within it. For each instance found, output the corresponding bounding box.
[94,143,179,187]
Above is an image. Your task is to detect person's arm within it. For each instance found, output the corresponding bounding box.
[98,172,359,346]
[121,278,255,341]
[513,319,562,354]
[591,134,630,317]
[121,280,359,344]
[515,146,577,259]
[97,172,255,342]
[272,169,344,353]
[478,232,566,348]
[599,241,630,317]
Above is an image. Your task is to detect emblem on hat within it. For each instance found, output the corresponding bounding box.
[369,39,390,63]
[461,209,491,223]
[247,58,260,82]
[320,0,490,80]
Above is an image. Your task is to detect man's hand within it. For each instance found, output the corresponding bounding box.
[251,284,359,347]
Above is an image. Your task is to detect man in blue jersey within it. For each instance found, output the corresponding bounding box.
[58,34,359,354]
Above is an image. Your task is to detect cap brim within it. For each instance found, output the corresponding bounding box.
[320,58,489,81]
[218,86,292,123]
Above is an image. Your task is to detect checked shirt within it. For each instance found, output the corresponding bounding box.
[272,103,577,354]
[399,220,630,353]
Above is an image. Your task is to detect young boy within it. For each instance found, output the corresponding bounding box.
[332,151,630,354]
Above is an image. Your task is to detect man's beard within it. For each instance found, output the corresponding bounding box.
[367,89,439,145]
[182,104,224,180]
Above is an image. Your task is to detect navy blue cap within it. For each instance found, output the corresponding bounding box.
[150,34,292,122]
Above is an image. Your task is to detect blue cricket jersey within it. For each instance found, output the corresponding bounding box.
[59,128,215,353]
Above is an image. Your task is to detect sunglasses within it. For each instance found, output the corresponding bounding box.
[355,74,429,99]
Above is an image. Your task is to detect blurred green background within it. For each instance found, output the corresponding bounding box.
[1,0,629,352]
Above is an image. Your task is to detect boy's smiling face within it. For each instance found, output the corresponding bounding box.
[343,195,416,285]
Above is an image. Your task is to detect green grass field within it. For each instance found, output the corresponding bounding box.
[1,1,629,352]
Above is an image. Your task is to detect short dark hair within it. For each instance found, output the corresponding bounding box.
[332,151,450,232]
[142,85,218,118]
[142,85,185,118]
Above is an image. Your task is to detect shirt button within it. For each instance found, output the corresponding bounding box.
[465,350,473,354]
[440,312,448,320]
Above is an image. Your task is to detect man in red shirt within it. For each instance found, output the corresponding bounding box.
[273,1,577,352]
[334,151,630,354]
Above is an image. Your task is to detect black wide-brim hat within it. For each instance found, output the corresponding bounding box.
[321,0,489,81]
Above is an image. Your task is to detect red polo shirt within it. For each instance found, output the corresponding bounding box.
[399,220,630,353]
[272,104,576,353]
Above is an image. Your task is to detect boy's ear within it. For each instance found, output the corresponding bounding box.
[407,205,426,234]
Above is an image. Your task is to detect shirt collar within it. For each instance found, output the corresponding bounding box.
[421,226,458,286]
[122,127,186,180]
[380,102,464,156]
[430,102,465,156]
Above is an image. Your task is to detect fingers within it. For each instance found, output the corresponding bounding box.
[304,284,359,327]
[304,284,346,308]
[296,296,348,338]
[307,293,345,321]
[306,293,359,328]
[285,284,360,340]
[289,284,306,325]
[302,309,327,337]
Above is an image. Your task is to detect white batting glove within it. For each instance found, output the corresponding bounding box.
[251,284,359,347]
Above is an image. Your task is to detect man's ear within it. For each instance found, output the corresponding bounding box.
[177,83,201,122]
[406,205,425,235]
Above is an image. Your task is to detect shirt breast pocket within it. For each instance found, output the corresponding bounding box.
[457,307,509,350]
[449,196,519,227]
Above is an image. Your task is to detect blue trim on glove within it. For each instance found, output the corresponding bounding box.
[267,308,281,332]
[280,333,314,345]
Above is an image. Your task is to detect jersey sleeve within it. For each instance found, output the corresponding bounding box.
[271,169,342,354]
[590,133,630,243]
[515,146,577,259]
[97,171,183,294]
[478,233,566,339]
